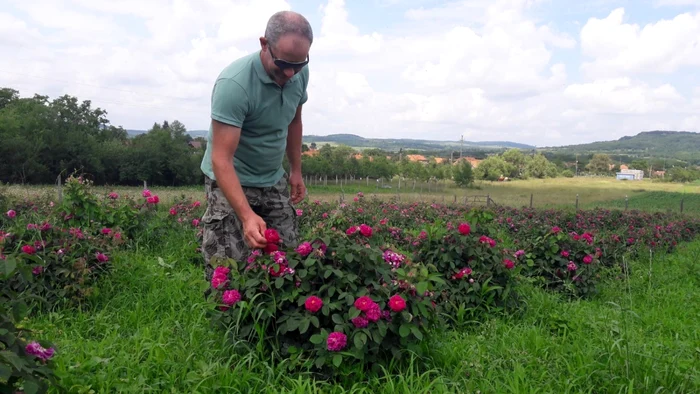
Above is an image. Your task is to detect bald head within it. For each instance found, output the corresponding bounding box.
[264,11,313,47]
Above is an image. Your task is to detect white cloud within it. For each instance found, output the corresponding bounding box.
[0,0,697,148]
[564,78,685,114]
[580,8,700,77]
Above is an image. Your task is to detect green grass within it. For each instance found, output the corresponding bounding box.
[585,191,700,213]
[26,229,700,393]
[5,176,700,213]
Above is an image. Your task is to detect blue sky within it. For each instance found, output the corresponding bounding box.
[1,0,699,147]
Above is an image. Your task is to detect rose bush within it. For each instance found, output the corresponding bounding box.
[207,225,444,372]
[411,213,521,323]
[1,257,59,393]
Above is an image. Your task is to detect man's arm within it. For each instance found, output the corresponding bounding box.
[211,119,267,248]
[286,105,303,175]
[286,105,306,204]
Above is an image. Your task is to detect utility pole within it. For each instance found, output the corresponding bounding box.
[575,154,578,176]
[460,135,463,160]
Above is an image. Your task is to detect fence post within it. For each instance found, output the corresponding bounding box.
[625,195,628,211]
[575,194,579,210]
[680,198,684,214]
[57,174,63,203]
[530,193,533,208]
[453,195,457,203]
[143,180,147,190]
[487,194,491,207]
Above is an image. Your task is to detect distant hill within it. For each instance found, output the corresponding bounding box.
[127,129,208,138]
[540,130,700,163]
[302,133,534,151]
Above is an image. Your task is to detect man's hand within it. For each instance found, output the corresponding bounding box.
[289,172,306,204]
[241,214,267,249]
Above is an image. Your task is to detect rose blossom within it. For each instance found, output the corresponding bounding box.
[351,316,369,328]
[388,294,406,312]
[25,341,55,361]
[354,296,375,312]
[305,295,323,313]
[222,289,241,306]
[295,241,313,257]
[326,332,347,352]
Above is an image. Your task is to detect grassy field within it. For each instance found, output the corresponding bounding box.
[25,224,700,393]
[5,176,699,213]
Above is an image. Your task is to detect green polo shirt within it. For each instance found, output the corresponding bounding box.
[200,50,309,187]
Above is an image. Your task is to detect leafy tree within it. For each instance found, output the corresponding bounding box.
[586,154,613,174]
[453,160,474,187]
[474,156,512,181]
[524,153,557,179]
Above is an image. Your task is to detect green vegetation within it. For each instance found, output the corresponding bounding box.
[302,133,535,151]
[541,130,700,165]
[586,191,700,213]
[16,210,700,393]
[0,87,203,186]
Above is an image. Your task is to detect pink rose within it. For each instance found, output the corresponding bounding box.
[388,294,406,312]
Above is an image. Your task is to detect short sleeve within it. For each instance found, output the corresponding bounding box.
[211,78,248,127]
[298,67,309,106]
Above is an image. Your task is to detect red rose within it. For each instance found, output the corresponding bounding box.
[388,294,406,312]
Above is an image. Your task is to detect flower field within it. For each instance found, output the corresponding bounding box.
[1,177,699,393]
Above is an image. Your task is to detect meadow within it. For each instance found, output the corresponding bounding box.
[2,176,699,393]
[5,176,699,212]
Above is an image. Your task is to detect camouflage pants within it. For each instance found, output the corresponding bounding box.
[201,173,299,282]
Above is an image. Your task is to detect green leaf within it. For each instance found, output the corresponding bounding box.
[399,324,411,338]
[354,332,367,349]
[275,277,285,289]
[345,253,354,263]
[2,257,17,278]
[332,314,344,324]
[332,354,343,367]
[315,356,326,369]
[287,319,300,332]
[411,326,424,340]
[299,318,310,334]
[310,316,320,328]
[309,334,324,344]
[12,301,28,322]
[415,281,428,295]
[23,380,40,394]
[323,269,333,279]
[348,308,361,319]
[0,350,24,370]
[0,364,11,381]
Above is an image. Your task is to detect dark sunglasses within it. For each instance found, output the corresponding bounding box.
[268,46,309,71]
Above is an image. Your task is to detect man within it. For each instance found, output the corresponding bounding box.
[199,10,311,274]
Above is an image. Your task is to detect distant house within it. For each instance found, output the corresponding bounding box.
[433,157,446,164]
[188,141,203,149]
[353,153,373,162]
[406,154,428,163]
[303,149,319,157]
[453,156,482,168]
[616,169,644,180]
[653,170,666,178]
[619,164,629,170]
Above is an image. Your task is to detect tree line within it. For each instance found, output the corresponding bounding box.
[3,86,697,187]
[0,87,203,186]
